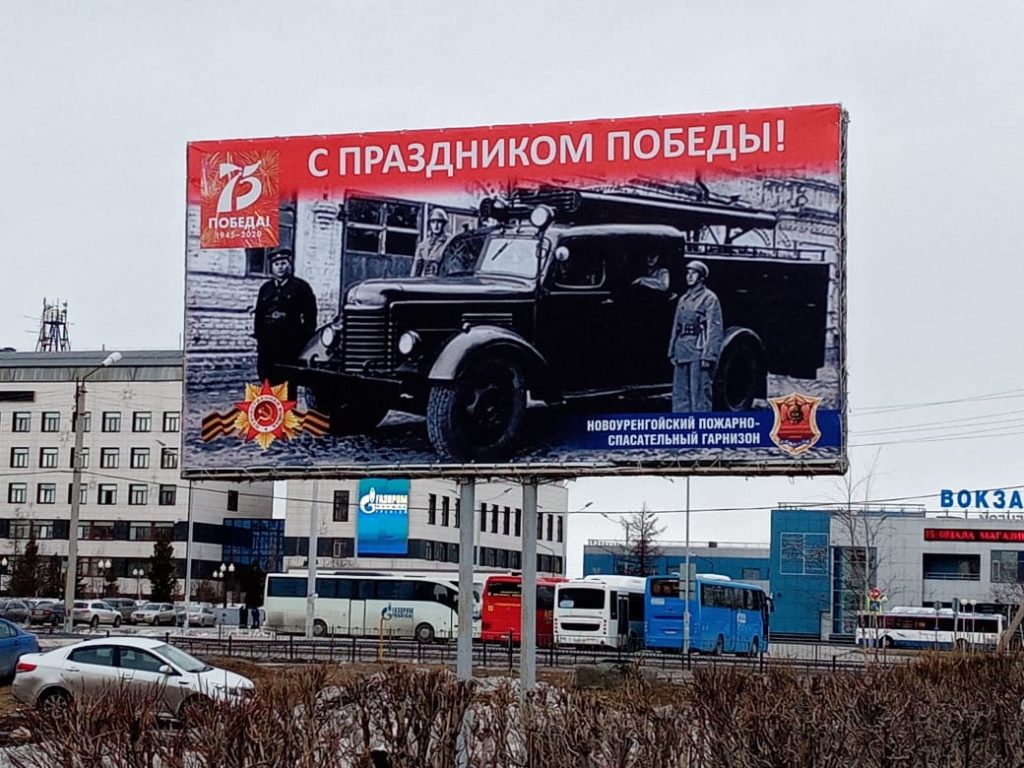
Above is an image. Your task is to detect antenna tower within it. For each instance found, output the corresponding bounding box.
[36,299,71,352]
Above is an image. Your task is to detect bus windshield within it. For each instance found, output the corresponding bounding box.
[558,587,605,610]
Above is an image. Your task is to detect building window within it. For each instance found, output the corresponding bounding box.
[97,484,117,505]
[992,550,1021,583]
[480,503,487,532]
[245,204,297,275]
[424,541,434,561]
[160,448,178,469]
[332,490,350,522]
[502,507,510,536]
[67,483,87,505]
[454,499,460,528]
[557,516,564,543]
[163,411,181,432]
[158,484,176,506]
[428,494,437,525]
[515,509,522,537]
[99,448,119,469]
[332,540,347,559]
[554,556,563,574]
[70,447,90,469]
[41,412,60,432]
[923,553,980,581]
[72,411,91,433]
[546,514,553,542]
[79,522,115,540]
[130,448,150,469]
[39,448,59,468]
[491,505,499,534]
[12,520,53,540]
[12,412,30,433]
[227,490,239,512]
[132,412,152,432]
[441,496,450,527]
[10,447,28,468]
[128,484,148,505]
[130,522,172,541]
[510,551,521,569]
[780,533,829,575]
[101,412,121,433]
[8,483,27,504]
[342,198,420,264]
[37,483,57,504]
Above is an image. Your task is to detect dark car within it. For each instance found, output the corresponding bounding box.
[28,600,65,627]
[287,188,830,462]
[0,600,30,624]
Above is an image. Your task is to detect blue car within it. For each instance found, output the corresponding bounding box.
[0,618,39,684]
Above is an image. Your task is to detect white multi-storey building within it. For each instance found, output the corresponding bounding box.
[282,479,568,575]
[0,350,275,598]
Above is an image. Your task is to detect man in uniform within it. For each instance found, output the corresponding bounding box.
[668,260,723,412]
[253,248,317,400]
[411,208,451,277]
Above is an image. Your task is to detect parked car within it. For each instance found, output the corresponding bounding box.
[72,601,122,629]
[177,604,217,628]
[0,600,30,624]
[0,619,39,684]
[130,603,176,626]
[12,637,254,717]
[103,598,137,623]
[28,600,65,627]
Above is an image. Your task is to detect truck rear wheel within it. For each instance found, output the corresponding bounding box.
[309,389,390,436]
[713,331,766,412]
[426,354,526,462]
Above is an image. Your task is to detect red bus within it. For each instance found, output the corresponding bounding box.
[480,574,567,646]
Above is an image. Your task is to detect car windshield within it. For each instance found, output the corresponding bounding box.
[141,603,162,611]
[154,643,211,674]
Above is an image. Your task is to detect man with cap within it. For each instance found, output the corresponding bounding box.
[411,208,451,277]
[668,259,723,412]
[253,247,318,400]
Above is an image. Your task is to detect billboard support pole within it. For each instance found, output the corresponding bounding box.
[457,479,475,680]
[683,476,691,656]
[305,479,319,639]
[183,480,195,630]
[521,478,538,694]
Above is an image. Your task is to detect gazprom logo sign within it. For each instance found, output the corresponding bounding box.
[356,479,410,556]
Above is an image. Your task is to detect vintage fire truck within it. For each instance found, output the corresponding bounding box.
[283,188,831,462]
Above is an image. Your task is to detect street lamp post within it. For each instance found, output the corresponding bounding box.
[64,351,121,634]
[95,558,111,598]
[215,563,234,608]
[132,568,145,601]
[0,557,7,597]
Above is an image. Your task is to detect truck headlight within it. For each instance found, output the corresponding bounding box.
[398,331,421,356]
[320,326,336,348]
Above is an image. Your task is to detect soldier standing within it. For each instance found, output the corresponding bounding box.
[254,248,317,400]
[411,208,451,277]
[668,260,723,412]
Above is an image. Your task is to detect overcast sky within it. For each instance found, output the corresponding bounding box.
[3,1,1022,575]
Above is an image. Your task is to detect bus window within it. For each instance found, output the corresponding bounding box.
[537,586,556,612]
[651,579,680,598]
[315,578,337,599]
[628,592,645,621]
[268,577,306,598]
[354,580,377,600]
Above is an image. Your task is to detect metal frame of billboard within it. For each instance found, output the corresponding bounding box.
[183,105,848,481]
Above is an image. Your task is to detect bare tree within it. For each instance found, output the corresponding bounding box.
[620,504,666,577]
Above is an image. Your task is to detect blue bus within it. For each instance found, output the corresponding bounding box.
[644,575,770,656]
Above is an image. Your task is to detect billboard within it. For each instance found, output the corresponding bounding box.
[356,478,410,556]
[184,104,847,478]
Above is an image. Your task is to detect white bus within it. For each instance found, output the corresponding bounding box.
[855,606,1005,650]
[554,575,647,649]
[264,571,460,642]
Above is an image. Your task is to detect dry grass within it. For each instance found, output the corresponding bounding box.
[2,654,1024,766]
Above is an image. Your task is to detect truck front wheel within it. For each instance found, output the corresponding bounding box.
[309,389,390,436]
[713,331,766,412]
[426,355,526,462]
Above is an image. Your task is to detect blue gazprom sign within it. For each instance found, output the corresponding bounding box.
[356,478,410,556]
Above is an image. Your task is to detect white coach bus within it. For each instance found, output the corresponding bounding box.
[554,575,647,649]
[264,571,460,643]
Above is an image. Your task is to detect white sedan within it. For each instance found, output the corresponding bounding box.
[12,637,254,719]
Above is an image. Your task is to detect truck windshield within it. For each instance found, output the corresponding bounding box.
[439,233,544,278]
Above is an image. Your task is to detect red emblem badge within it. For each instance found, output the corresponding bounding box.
[201,381,330,450]
[769,393,822,455]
